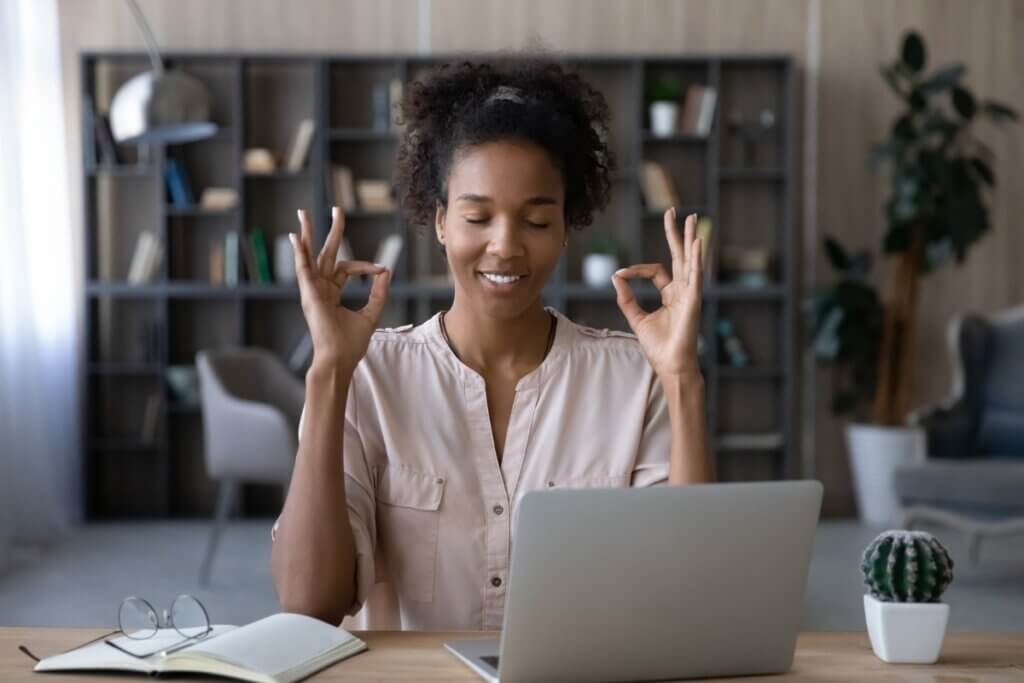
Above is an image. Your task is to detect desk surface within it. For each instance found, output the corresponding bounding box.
[2,628,1023,681]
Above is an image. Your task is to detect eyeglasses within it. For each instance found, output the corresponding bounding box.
[19,594,213,663]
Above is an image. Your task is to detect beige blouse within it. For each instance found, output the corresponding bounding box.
[273,307,672,631]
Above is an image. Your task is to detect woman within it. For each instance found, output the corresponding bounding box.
[270,56,713,631]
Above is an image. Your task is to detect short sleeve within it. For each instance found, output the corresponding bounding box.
[630,374,672,487]
[272,373,378,618]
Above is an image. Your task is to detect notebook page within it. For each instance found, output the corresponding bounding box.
[173,613,358,676]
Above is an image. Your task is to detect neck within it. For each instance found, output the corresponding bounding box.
[443,298,552,375]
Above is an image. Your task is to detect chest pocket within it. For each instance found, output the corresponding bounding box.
[375,464,445,603]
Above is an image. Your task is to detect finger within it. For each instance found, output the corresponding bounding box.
[664,207,687,281]
[289,233,314,286]
[691,233,704,297]
[614,263,671,291]
[332,261,386,284]
[318,206,346,273]
[360,268,391,324]
[611,271,647,331]
[297,209,317,271]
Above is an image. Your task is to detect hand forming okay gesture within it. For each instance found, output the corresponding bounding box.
[290,206,391,374]
[611,208,705,379]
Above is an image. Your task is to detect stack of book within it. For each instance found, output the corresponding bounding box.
[355,179,396,212]
[214,230,275,285]
[679,84,718,137]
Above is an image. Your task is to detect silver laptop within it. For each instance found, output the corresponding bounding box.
[446,480,823,683]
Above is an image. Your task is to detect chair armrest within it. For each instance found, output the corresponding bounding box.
[913,399,976,460]
[202,396,296,483]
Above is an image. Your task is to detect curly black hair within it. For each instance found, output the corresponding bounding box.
[393,54,615,232]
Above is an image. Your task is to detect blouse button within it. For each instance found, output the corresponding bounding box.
[491,577,502,588]
[493,505,504,516]
[436,478,444,485]
[547,481,556,487]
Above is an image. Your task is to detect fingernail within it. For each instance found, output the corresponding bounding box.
[374,263,387,269]
[297,209,304,222]
[670,206,677,219]
[613,268,626,276]
[332,205,339,217]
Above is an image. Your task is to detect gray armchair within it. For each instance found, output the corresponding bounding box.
[196,347,304,585]
[895,306,1024,562]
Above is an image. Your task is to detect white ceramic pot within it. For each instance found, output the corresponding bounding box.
[582,254,619,288]
[845,423,926,526]
[864,594,949,663]
[650,101,679,137]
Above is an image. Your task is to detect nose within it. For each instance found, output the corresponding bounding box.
[486,218,526,260]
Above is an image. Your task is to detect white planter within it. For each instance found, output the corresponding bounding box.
[650,101,679,137]
[845,423,926,526]
[582,254,619,288]
[864,594,949,663]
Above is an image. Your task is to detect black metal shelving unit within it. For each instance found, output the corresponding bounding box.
[81,52,797,519]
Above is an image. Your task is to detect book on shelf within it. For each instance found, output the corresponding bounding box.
[32,612,368,683]
[140,392,163,444]
[249,229,273,283]
[373,233,404,273]
[82,94,98,168]
[288,332,314,373]
[127,231,163,283]
[225,231,240,287]
[93,110,120,165]
[164,159,196,208]
[199,187,238,211]
[210,242,225,285]
[640,161,681,211]
[329,164,357,211]
[240,237,260,284]
[284,118,316,172]
[694,86,718,136]
[355,179,395,212]
[372,82,390,131]
[679,84,705,135]
[678,84,717,137]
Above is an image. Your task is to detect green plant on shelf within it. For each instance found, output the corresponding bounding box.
[647,76,683,104]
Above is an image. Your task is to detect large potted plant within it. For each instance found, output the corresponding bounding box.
[809,30,1018,524]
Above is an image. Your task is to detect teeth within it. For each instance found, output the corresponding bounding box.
[482,273,523,285]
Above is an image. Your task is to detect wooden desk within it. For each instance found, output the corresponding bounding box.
[2,628,1023,681]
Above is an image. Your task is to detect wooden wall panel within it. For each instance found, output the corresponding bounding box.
[58,0,1024,516]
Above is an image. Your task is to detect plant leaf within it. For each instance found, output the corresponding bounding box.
[952,87,976,119]
[901,32,926,73]
[981,100,1020,124]
[823,236,851,271]
[918,64,965,92]
[969,158,994,186]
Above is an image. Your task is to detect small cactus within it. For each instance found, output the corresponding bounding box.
[861,530,954,603]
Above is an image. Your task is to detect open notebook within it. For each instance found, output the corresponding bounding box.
[33,612,367,683]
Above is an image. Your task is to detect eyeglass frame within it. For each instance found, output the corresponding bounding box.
[18,593,213,663]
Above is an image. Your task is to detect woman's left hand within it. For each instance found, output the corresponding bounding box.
[611,208,705,380]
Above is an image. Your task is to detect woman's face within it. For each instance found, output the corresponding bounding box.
[435,140,566,320]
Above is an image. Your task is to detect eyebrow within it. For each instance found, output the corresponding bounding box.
[455,193,558,206]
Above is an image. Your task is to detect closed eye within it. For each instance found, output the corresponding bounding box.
[465,218,550,229]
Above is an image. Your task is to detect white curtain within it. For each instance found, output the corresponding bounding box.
[0,0,82,573]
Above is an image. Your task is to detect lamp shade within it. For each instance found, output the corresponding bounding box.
[109,68,218,144]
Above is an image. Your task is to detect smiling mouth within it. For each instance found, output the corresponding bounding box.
[479,272,526,285]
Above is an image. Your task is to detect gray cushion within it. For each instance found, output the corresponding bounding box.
[977,315,1024,456]
[894,460,1024,519]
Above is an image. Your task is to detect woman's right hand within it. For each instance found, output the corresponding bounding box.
[290,206,390,374]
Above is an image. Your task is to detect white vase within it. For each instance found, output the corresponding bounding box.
[845,423,926,526]
[274,234,297,283]
[650,101,679,137]
[864,594,949,664]
[582,254,619,288]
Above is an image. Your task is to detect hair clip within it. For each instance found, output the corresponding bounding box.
[486,85,526,105]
